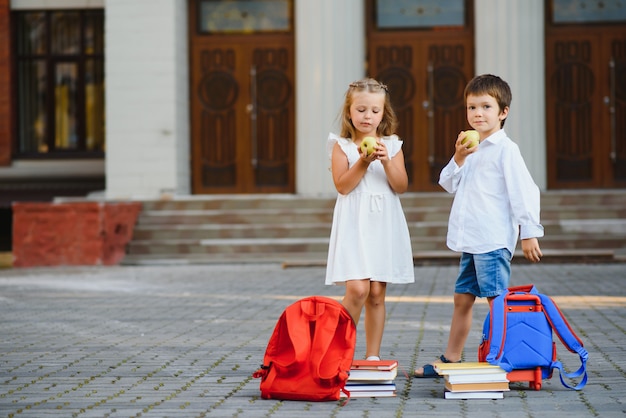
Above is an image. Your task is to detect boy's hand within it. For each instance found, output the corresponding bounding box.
[521,238,542,263]
[453,131,478,166]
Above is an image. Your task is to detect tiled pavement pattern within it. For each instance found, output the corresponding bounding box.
[0,262,624,417]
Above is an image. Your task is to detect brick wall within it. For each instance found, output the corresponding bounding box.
[12,201,142,267]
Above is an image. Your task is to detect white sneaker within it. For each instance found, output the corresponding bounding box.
[365,356,380,361]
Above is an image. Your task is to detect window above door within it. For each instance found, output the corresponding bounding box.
[375,0,466,29]
[551,0,626,24]
[198,0,292,34]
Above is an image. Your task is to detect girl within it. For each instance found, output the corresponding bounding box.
[325,78,415,361]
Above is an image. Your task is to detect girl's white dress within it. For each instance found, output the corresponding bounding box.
[325,133,415,285]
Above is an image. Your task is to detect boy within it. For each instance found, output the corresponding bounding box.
[414,74,544,378]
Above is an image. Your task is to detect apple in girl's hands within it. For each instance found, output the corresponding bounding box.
[461,130,479,148]
[360,136,377,156]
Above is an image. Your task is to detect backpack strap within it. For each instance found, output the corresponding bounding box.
[285,298,317,364]
[485,289,510,370]
[308,299,341,378]
[308,298,354,379]
[309,303,353,402]
[304,297,355,401]
[486,285,545,371]
[536,293,589,390]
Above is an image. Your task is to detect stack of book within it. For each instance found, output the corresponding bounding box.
[343,359,399,398]
[434,362,509,399]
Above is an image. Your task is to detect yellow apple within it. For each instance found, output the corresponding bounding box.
[461,130,480,148]
[360,136,377,156]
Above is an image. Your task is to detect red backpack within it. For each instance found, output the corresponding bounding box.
[252,296,356,401]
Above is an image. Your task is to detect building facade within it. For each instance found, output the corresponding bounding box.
[0,1,624,214]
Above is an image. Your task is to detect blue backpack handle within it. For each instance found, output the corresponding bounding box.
[537,293,588,390]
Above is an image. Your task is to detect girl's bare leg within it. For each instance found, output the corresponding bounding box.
[342,279,370,325]
[364,281,387,359]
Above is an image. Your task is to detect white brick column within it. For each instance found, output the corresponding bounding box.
[295,0,365,195]
[474,0,546,190]
[105,0,189,199]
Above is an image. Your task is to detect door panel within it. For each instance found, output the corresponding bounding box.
[366,1,474,192]
[610,38,626,184]
[546,33,605,187]
[546,3,626,188]
[189,1,295,194]
[252,47,293,188]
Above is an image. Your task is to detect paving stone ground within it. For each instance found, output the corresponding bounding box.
[0,262,624,417]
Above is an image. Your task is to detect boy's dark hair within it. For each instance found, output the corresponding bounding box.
[464,74,512,127]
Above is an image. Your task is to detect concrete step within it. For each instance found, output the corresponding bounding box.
[135,197,626,224]
[130,219,626,241]
[121,248,626,267]
[126,232,626,255]
[123,190,626,265]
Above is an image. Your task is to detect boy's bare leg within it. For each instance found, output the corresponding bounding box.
[442,292,476,362]
[415,292,476,375]
[364,281,387,359]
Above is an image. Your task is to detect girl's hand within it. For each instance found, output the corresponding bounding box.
[375,140,388,161]
[358,139,387,162]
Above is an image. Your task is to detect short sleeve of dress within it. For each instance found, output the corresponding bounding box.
[326,133,339,159]
[326,132,353,159]
[382,134,403,159]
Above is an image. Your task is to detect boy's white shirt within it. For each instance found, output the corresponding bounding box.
[439,129,544,256]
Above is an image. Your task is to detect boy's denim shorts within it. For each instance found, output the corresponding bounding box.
[454,248,512,298]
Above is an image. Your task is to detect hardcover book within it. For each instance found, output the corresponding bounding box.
[444,390,504,400]
[435,362,507,376]
[341,390,396,398]
[345,382,397,392]
[347,367,398,381]
[444,380,510,392]
[350,359,398,371]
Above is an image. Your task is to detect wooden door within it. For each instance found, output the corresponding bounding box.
[545,2,626,188]
[366,0,474,192]
[189,0,295,194]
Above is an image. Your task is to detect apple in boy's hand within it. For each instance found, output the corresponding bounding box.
[461,130,480,148]
[360,136,377,156]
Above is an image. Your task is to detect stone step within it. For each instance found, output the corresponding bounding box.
[121,248,625,267]
[130,219,626,241]
[126,232,625,256]
[131,222,333,240]
[137,190,626,211]
[133,205,626,229]
[139,193,453,211]
[124,190,626,265]
[134,206,455,225]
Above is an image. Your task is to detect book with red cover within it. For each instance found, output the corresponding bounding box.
[350,359,398,371]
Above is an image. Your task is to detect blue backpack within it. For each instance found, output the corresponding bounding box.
[478,285,588,390]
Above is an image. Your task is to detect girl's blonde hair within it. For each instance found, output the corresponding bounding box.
[339,78,398,139]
